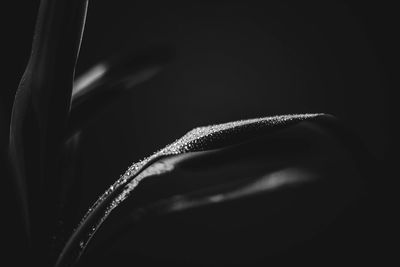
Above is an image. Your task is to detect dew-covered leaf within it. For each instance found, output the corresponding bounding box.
[55,113,358,267]
[79,114,366,266]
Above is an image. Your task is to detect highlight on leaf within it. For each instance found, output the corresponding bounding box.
[56,113,343,266]
[71,48,173,107]
[75,113,363,266]
[67,48,173,138]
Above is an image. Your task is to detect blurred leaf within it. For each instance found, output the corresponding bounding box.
[72,47,172,106]
[56,113,340,266]
[66,48,173,138]
[8,0,88,263]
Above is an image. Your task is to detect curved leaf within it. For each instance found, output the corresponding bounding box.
[56,113,333,266]
[80,116,365,266]
[8,0,88,263]
[72,48,172,106]
[66,49,172,138]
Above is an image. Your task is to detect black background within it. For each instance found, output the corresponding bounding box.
[1,0,390,264]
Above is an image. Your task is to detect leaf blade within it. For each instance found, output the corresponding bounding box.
[8,0,88,261]
[56,113,330,266]
[66,49,172,138]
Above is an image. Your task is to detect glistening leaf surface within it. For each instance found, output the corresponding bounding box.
[56,113,329,267]
[80,114,363,266]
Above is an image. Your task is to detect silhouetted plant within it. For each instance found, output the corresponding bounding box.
[4,1,372,267]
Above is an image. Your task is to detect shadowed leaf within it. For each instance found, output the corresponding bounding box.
[8,0,88,264]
